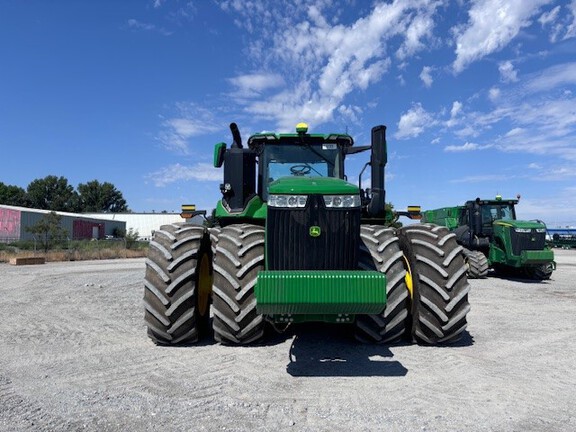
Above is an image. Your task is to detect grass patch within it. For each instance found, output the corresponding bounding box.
[0,240,148,263]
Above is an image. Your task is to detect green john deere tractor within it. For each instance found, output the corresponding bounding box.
[422,196,555,280]
[144,122,471,346]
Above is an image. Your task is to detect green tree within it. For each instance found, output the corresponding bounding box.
[25,211,68,252]
[0,182,28,206]
[114,227,140,249]
[77,180,128,213]
[26,176,79,212]
[124,228,140,249]
[385,202,403,228]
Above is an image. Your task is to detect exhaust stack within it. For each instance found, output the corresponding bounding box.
[367,125,387,217]
[230,122,243,149]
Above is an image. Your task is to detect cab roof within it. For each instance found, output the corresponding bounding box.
[247,132,354,149]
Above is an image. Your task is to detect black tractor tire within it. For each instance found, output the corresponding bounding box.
[212,224,265,345]
[208,226,221,257]
[525,264,553,281]
[464,249,489,279]
[144,223,212,345]
[397,224,471,344]
[354,226,410,343]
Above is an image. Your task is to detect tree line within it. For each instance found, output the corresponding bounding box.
[0,176,129,213]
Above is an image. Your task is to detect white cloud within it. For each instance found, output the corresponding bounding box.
[395,103,435,139]
[157,103,221,153]
[565,0,576,40]
[228,73,285,98]
[523,62,576,93]
[538,5,563,41]
[451,101,463,117]
[396,9,437,60]
[218,0,443,130]
[126,19,171,35]
[537,166,576,180]
[127,19,155,31]
[538,5,560,26]
[499,60,518,82]
[148,163,221,187]
[446,101,463,127]
[450,174,509,183]
[420,66,433,88]
[489,87,501,101]
[338,105,362,124]
[453,0,552,73]
[444,142,479,152]
[505,127,525,137]
[515,192,576,226]
[495,99,576,157]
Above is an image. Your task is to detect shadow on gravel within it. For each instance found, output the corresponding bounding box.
[487,269,552,284]
[286,323,408,377]
[444,330,474,348]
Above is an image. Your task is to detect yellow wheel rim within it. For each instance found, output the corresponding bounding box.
[402,255,414,299]
[197,254,212,317]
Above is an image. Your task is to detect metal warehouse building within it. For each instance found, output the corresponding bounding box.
[0,205,126,243]
[85,213,187,241]
[84,212,206,241]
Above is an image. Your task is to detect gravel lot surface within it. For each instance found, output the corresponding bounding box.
[1,249,575,432]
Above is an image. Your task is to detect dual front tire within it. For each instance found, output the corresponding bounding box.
[356,224,471,344]
[144,223,212,345]
[144,223,471,346]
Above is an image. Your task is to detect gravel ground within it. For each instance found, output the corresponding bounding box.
[0,249,575,432]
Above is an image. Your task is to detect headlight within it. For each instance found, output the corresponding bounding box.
[323,194,361,208]
[514,228,531,233]
[268,194,308,208]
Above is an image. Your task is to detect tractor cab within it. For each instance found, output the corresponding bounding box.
[465,195,518,239]
[248,123,351,200]
[213,122,387,224]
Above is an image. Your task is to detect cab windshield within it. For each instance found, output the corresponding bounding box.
[261,143,342,198]
[481,204,515,227]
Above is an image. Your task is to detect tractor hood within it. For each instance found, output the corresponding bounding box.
[268,176,359,195]
[494,219,546,230]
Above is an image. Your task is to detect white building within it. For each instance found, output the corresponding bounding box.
[85,212,205,241]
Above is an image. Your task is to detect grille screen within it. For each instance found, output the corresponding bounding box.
[510,230,546,255]
[266,195,360,270]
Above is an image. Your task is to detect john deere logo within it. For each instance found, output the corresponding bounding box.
[309,226,321,237]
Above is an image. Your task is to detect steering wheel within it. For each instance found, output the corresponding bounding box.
[290,164,312,176]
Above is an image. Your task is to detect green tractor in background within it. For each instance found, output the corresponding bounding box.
[144,122,471,346]
[422,196,555,280]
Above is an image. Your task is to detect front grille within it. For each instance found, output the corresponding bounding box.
[510,229,546,255]
[266,195,360,270]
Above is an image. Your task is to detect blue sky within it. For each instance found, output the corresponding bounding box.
[1,0,575,227]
